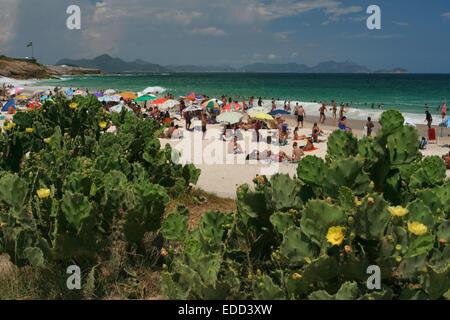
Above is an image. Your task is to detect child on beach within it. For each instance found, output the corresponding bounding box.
[366,117,375,137]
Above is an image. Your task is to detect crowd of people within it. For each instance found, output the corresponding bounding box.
[2,83,450,169]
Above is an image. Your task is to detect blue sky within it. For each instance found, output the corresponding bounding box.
[1,0,450,72]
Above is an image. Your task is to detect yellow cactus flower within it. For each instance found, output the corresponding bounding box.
[26,128,34,133]
[36,188,51,199]
[388,206,408,217]
[407,221,428,236]
[43,138,51,144]
[326,226,345,246]
[3,122,16,132]
[354,197,363,206]
[160,248,169,257]
[69,102,78,110]
[292,273,302,280]
[99,121,108,129]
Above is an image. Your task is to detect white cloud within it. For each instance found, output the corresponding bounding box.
[0,0,18,46]
[443,12,450,19]
[189,27,227,37]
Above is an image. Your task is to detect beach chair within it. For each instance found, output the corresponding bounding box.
[428,128,437,144]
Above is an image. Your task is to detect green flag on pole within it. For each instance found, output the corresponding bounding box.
[27,42,33,47]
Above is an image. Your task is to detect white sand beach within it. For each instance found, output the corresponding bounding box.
[162,117,450,199]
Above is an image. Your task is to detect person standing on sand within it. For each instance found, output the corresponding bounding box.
[319,103,326,124]
[295,104,305,128]
[339,103,345,119]
[366,117,375,137]
[442,101,447,121]
[425,108,433,128]
[331,101,337,119]
[201,113,208,140]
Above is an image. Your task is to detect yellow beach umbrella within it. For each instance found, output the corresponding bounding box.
[252,113,274,121]
[15,95,29,100]
[119,92,138,100]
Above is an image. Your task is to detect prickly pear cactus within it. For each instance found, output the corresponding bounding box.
[326,130,358,160]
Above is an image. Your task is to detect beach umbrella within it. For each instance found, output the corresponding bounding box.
[223,102,242,112]
[247,107,270,117]
[40,95,49,102]
[143,86,166,94]
[152,98,168,105]
[104,89,116,95]
[269,109,290,116]
[184,92,197,101]
[183,105,203,113]
[119,92,138,100]
[15,95,29,100]
[98,95,121,103]
[252,113,275,121]
[8,87,24,96]
[134,95,157,102]
[33,90,46,96]
[73,90,85,96]
[159,100,180,111]
[27,101,42,110]
[93,92,104,98]
[217,112,243,125]
[203,100,221,112]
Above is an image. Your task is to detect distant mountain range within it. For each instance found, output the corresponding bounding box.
[56,54,407,74]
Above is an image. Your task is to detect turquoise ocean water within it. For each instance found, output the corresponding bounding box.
[41,73,450,116]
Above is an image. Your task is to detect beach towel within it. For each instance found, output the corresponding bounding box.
[428,128,437,143]
[1,99,15,112]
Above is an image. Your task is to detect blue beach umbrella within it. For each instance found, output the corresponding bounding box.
[268,109,290,116]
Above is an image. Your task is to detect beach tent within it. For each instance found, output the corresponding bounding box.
[1,99,16,112]
[104,89,116,95]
